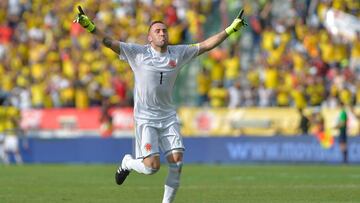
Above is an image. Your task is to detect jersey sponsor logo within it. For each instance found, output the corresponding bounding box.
[168,60,177,68]
[145,143,152,152]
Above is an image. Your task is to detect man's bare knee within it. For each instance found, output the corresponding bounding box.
[166,151,183,164]
[143,155,160,175]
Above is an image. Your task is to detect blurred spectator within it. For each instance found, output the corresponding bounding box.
[298,108,310,135]
[258,82,271,107]
[0,22,13,44]
[243,85,256,107]
[350,32,360,75]
[208,81,228,108]
[2,103,24,165]
[99,97,113,138]
[228,80,242,108]
[112,75,128,107]
[196,67,211,106]
[223,44,240,88]
[356,81,360,106]
[335,102,348,163]
[291,85,307,109]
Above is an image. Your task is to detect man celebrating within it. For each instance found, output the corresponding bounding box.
[75,6,246,203]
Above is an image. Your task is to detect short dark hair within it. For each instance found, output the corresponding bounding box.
[148,20,166,32]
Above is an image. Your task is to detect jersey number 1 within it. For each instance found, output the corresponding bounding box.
[160,72,163,84]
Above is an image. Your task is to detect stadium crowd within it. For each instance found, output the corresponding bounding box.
[0,0,360,110]
[0,0,213,109]
[196,0,360,109]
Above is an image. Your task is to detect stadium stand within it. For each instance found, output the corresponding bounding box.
[0,0,359,109]
[0,0,360,137]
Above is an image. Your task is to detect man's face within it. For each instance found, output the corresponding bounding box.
[148,23,169,49]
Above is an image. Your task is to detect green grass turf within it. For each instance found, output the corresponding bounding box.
[0,164,359,203]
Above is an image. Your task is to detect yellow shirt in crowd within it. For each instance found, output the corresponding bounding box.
[292,51,306,73]
[210,63,224,82]
[291,88,307,109]
[351,40,360,59]
[261,29,275,51]
[223,57,240,81]
[339,88,352,105]
[277,86,290,106]
[306,84,324,106]
[31,81,46,107]
[0,106,20,135]
[197,72,211,95]
[264,67,278,89]
[208,87,228,107]
[319,41,335,64]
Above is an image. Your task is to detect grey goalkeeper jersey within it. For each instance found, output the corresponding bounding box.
[119,42,199,121]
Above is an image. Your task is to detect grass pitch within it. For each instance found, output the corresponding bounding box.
[0,164,359,203]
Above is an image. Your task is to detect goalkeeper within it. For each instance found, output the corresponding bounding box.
[75,6,246,203]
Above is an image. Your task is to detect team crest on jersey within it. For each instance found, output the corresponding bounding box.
[168,60,177,68]
[145,143,152,152]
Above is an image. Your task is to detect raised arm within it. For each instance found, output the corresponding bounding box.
[74,6,120,54]
[198,9,247,56]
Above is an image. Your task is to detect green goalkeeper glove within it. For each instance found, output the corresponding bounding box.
[74,6,96,33]
[225,9,247,35]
